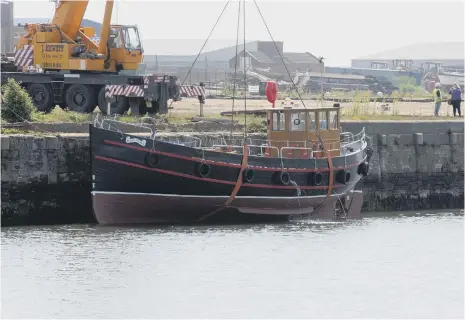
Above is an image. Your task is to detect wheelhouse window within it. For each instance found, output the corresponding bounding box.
[319,111,328,130]
[309,112,316,130]
[329,110,339,130]
[272,111,286,131]
[290,112,306,131]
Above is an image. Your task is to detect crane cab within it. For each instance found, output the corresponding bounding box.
[107,25,143,72]
[265,106,341,158]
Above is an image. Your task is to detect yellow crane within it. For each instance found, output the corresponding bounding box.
[15,0,143,73]
[2,0,183,116]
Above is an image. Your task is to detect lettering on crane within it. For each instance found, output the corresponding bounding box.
[42,62,62,68]
[41,44,65,53]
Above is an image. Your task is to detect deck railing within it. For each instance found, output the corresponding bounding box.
[94,117,367,159]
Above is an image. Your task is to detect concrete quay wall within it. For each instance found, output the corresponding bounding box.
[1,121,463,226]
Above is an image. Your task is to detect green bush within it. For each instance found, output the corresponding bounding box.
[396,76,419,95]
[1,78,35,123]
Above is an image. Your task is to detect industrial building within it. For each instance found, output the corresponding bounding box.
[1,0,14,53]
[143,40,324,84]
[351,42,464,70]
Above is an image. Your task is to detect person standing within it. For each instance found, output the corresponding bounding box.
[449,83,462,117]
[432,82,442,116]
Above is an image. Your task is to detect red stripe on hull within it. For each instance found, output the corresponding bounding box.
[94,155,344,190]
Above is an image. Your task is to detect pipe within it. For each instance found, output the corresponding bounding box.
[98,0,114,55]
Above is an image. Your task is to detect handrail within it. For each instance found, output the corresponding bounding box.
[212,144,244,152]
[248,144,281,157]
[100,118,155,138]
[96,117,368,156]
[158,136,202,148]
[281,146,314,159]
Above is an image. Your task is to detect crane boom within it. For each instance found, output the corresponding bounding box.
[51,0,89,40]
[98,0,114,54]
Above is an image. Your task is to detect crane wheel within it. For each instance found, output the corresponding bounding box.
[65,85,97,113]
[97,86,129,115]
[27,84,54,113]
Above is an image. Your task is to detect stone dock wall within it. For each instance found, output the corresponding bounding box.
[1,121,464,226]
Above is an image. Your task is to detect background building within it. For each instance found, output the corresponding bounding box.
[1,0,14,53]
[351,42,464,70]
[143,40,323,84]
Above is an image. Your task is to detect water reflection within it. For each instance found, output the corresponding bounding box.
[2,209,462,239]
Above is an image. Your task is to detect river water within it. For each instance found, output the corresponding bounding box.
[1,210,463,319]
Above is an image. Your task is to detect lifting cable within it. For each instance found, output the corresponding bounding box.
[242,0,248,140]
[166,0,230,112]
[252,0,306,110]
[253,0,334,202]
[230,0,241,140]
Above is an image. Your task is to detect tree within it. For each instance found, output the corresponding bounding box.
[1,78,35,123]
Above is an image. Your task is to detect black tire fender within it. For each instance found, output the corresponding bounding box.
[308,171,323,186]
[357,161,369,176]
[336,169,351,185]
[242,168,255,183]
[274,171,290,186]
[197,163,212,178]
[145,153,159,167]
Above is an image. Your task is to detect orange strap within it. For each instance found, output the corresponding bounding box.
[197,144,249,222]
[326,150,334,197]
[225,144,249,206]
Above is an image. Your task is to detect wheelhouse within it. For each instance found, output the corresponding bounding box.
[265,106,341,158]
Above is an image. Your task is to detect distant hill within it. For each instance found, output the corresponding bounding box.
[355,42,465,61]
[13,18,101,36]
[14,18,49,25]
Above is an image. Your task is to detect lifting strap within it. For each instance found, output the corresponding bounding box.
[225,144,249,206]
[326,150,334,197]
[197,144,249,222]
[309,140,335,216]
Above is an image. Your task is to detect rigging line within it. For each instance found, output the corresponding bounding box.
[253,0,329,149]
[252,0,306,110]
[243,0,247,140]
[230,0,241,141]
[166,0,230,111]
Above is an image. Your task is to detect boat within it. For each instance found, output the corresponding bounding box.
[90,103,373,225]
[89,0,373,225]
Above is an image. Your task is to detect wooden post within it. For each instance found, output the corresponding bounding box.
[199,101,204,117]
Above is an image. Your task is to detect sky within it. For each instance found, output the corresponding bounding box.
[10,0,465,66]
